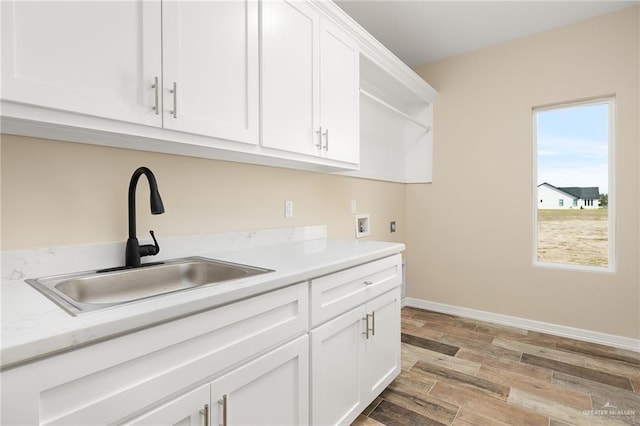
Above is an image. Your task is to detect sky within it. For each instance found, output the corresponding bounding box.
[536,102,609,194]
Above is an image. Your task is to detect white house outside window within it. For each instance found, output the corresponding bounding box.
[533,97,614,271]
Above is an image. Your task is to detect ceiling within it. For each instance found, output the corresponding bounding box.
[334,1,639,67]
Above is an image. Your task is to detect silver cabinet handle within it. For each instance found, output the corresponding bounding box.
[371,310,376,336]
[151,76,159,115]
[362,313,373,339]
[322,128,329,151]
[200,404,210,426]
[169,82,177,118]
[315,126,323,149]
[362,315,369,339]
[218,394,228,426]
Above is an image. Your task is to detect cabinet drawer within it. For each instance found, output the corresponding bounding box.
[3,283,309,426]
[310,254,401,327]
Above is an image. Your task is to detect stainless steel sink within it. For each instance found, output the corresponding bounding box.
[26,257,273,316]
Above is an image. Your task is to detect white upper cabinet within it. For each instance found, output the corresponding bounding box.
[319,18,359,163]
[162,1,259,144]
[261,0,359,164]
[1,0,259,144]
[1,0,434,177]
[1,1,162,127]
[261,0,319,157]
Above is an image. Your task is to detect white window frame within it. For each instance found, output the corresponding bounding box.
[532,96,615,272]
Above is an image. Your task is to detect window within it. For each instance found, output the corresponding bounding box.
[533,98,614,270]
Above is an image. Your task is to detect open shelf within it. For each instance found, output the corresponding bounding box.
[340,54,437,183]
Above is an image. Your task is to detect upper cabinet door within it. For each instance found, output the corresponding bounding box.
[261,0,320,156]
[261,1,359,164]
[319,19,360,164]
[162,1,259,145]
[1,1,162,127]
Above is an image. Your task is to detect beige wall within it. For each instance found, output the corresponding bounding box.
[410,7,640,339]
[0,135,406,250]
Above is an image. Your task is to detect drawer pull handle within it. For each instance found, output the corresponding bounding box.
[323,128,329,151]
[169,82,178,118]
[315,126,323,149]
[362,313,373,339]
[218,394,228,426]
[151,76,159,115]
[371,310,376,336]
[362,315,369,339]
[364,280,373,285]
[200,404,210,426]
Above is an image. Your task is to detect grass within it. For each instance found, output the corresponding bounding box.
[537,208,608,222]
[536,208,609,267]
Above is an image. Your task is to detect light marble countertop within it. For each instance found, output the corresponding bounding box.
[1,232,404,369]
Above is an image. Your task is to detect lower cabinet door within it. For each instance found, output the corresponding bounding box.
[124,384,210,426]
[363,288,401,399]
[310,305,366,426]
[209,335,309,426]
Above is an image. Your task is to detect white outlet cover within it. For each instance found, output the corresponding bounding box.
[285,200,294,218]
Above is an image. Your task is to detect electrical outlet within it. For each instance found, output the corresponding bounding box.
[350,199,357,214]
[390,221,396,233]
[285,200,293,218]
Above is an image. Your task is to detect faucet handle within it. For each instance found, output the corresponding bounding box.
[139,230,160,257]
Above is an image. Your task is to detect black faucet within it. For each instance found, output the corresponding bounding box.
[125,167,165,267]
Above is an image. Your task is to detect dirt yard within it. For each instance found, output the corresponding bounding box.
[537,209,609,267]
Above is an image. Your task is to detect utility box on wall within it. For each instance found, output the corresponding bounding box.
[355,214,370,238]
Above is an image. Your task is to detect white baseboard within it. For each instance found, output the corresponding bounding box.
[402,297,640,353]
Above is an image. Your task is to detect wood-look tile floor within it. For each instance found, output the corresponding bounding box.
[352,307,640,426]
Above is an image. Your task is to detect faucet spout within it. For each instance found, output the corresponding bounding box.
[125,167,165,267]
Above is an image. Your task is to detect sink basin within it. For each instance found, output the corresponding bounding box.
[26,257,273,316]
